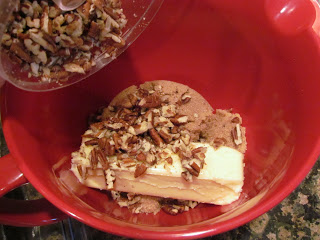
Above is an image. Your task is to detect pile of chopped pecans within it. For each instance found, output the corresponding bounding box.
[1,0,127,81]
[75,86,208,184]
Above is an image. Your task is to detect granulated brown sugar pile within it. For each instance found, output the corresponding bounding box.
[1,0,127,82]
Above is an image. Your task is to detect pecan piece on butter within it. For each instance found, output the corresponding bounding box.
[165,157,173,164]
[113,133,122,150]
[90,148,98,169]
[191,147,207,156]
[96,148,109,169]
[134,163,147,178]
[186,166,199,177]
[190,161,201,175]
[136,152,146,162]
[149,128,164,146]
[158,129,172,143]
[181,171,192,182]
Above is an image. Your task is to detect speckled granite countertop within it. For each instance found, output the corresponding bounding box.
[0,123,319,240]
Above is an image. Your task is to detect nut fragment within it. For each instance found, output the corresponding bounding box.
[134,164,147,178]
[149,128,164,146]
[232,123,243,145]
[138,93,162,108]
[136,152,146,162]
[181,93,191,104]
[170,115,188,125]
[10,40,32,63]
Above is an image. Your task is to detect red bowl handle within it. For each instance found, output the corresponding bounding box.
[265,0,316,35]
[0,154,68,226]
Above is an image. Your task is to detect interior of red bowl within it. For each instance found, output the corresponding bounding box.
[2,0,320,238]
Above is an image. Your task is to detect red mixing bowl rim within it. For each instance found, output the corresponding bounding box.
[4,117,320,239]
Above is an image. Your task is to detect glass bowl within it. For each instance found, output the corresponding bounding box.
[0,0,163,91]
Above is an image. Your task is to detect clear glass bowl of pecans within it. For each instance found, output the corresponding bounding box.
[0,0,163,91]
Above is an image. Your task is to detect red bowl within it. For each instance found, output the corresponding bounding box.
[1,0,320,239]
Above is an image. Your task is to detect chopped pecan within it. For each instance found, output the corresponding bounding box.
[149,128,164,146]
[180,93,191,104]
[161,204,184,216]
[232,124,243,145]
[190,161,201,175]
[165,157,173,164]
[213,137,227,148]
[10,40,32,63]
[128,94,138,106]
[76,2,91,21]
[104,6,119,20]
[96,148,109,169]
[105,140,116,156]
[134,164,147,178]
[113,133,122,150]
[136,152,146,162]
[82,134,95,138]
[88,21,100,38]
[137,88,149,98]
[138,93,162,108]
[181,171,192,182]
[29,31,57,53]
[191,147,206,156]
[186,166,199,177]
[171,126,179,134]
[231,116,241,124]
[158,129,172,143]
[98,137,107,150]
[85,139,99,146]
[77,165,83,178]
[90,148,98,169]
[170,115,188,125]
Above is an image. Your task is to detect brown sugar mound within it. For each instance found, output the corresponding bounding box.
[102,80,247,153]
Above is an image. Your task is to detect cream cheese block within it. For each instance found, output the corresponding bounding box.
[71,143,244,205]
